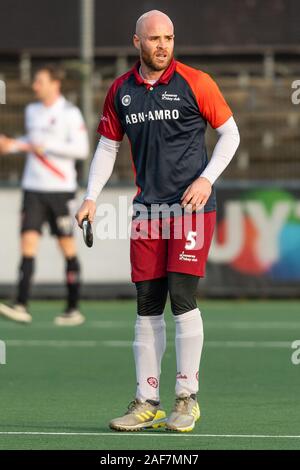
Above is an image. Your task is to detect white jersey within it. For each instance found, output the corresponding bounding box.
[21,96,89,192]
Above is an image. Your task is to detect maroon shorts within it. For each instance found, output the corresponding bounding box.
[130,211,216,282]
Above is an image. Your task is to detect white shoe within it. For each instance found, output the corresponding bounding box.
[109,399,167,432]
[54,309,85,326]
[0,303,32,324]
[166,394,200,432]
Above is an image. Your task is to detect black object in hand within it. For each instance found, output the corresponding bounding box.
[82,218,93,247]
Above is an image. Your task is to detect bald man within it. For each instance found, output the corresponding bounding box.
[76,10,240,432]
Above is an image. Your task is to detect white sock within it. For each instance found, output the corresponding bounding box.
[174,308,204,397]
[133,314,166,402]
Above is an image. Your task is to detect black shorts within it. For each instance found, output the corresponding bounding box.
[21,190,76,237]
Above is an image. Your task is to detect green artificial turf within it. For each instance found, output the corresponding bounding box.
[0,299,300,450]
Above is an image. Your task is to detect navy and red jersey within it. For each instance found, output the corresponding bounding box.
[97,58,232,213]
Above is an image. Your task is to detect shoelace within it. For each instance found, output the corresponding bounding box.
[173,396,191,414]
[126,399,150,415]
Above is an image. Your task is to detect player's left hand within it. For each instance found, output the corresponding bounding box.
[181,176,212,212]
[30,144,45,154]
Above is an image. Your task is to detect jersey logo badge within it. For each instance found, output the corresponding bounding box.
[161,91,180,101]
[121,95,131,106]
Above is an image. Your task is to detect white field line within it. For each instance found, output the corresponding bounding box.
[0,431,300,439]
[0,316,300,331]
[1,320,300,330]
[0,317,300,331]
[5,340,98,347]
[0,321,129,329]
[103,340,293,348]
[2,339,294,348]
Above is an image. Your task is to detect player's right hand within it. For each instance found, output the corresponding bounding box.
[0,135,11,154]
[75,199,96,227]
[0,136,31,154]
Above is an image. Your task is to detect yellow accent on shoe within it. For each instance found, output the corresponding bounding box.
[151,410,167,429]
[166,396,201,432]
[109,399,167,431]
[136,414,145,422]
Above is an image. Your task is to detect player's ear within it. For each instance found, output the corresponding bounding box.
[133,34,140,51]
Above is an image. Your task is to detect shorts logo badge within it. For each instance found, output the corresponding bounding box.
[122,95,131,106]
[179,251,198,262]
[147,377,158,388]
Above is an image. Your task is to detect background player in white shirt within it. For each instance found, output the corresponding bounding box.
[0,64,89,326]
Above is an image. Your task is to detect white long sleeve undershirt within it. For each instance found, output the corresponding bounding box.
[200,116,240,185]
[85,136,121,201]
[84,116,240,202]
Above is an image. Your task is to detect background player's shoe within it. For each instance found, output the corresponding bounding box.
[166,393,200,432]
[54,309,85,326]
[109,398,167,431]
[0,303,32,324]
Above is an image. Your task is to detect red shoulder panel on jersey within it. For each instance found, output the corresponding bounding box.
[176,61,233,129]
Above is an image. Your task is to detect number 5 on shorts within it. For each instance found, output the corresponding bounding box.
[185,231,197,250]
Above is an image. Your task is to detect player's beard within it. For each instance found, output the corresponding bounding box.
[141,46,173,72]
